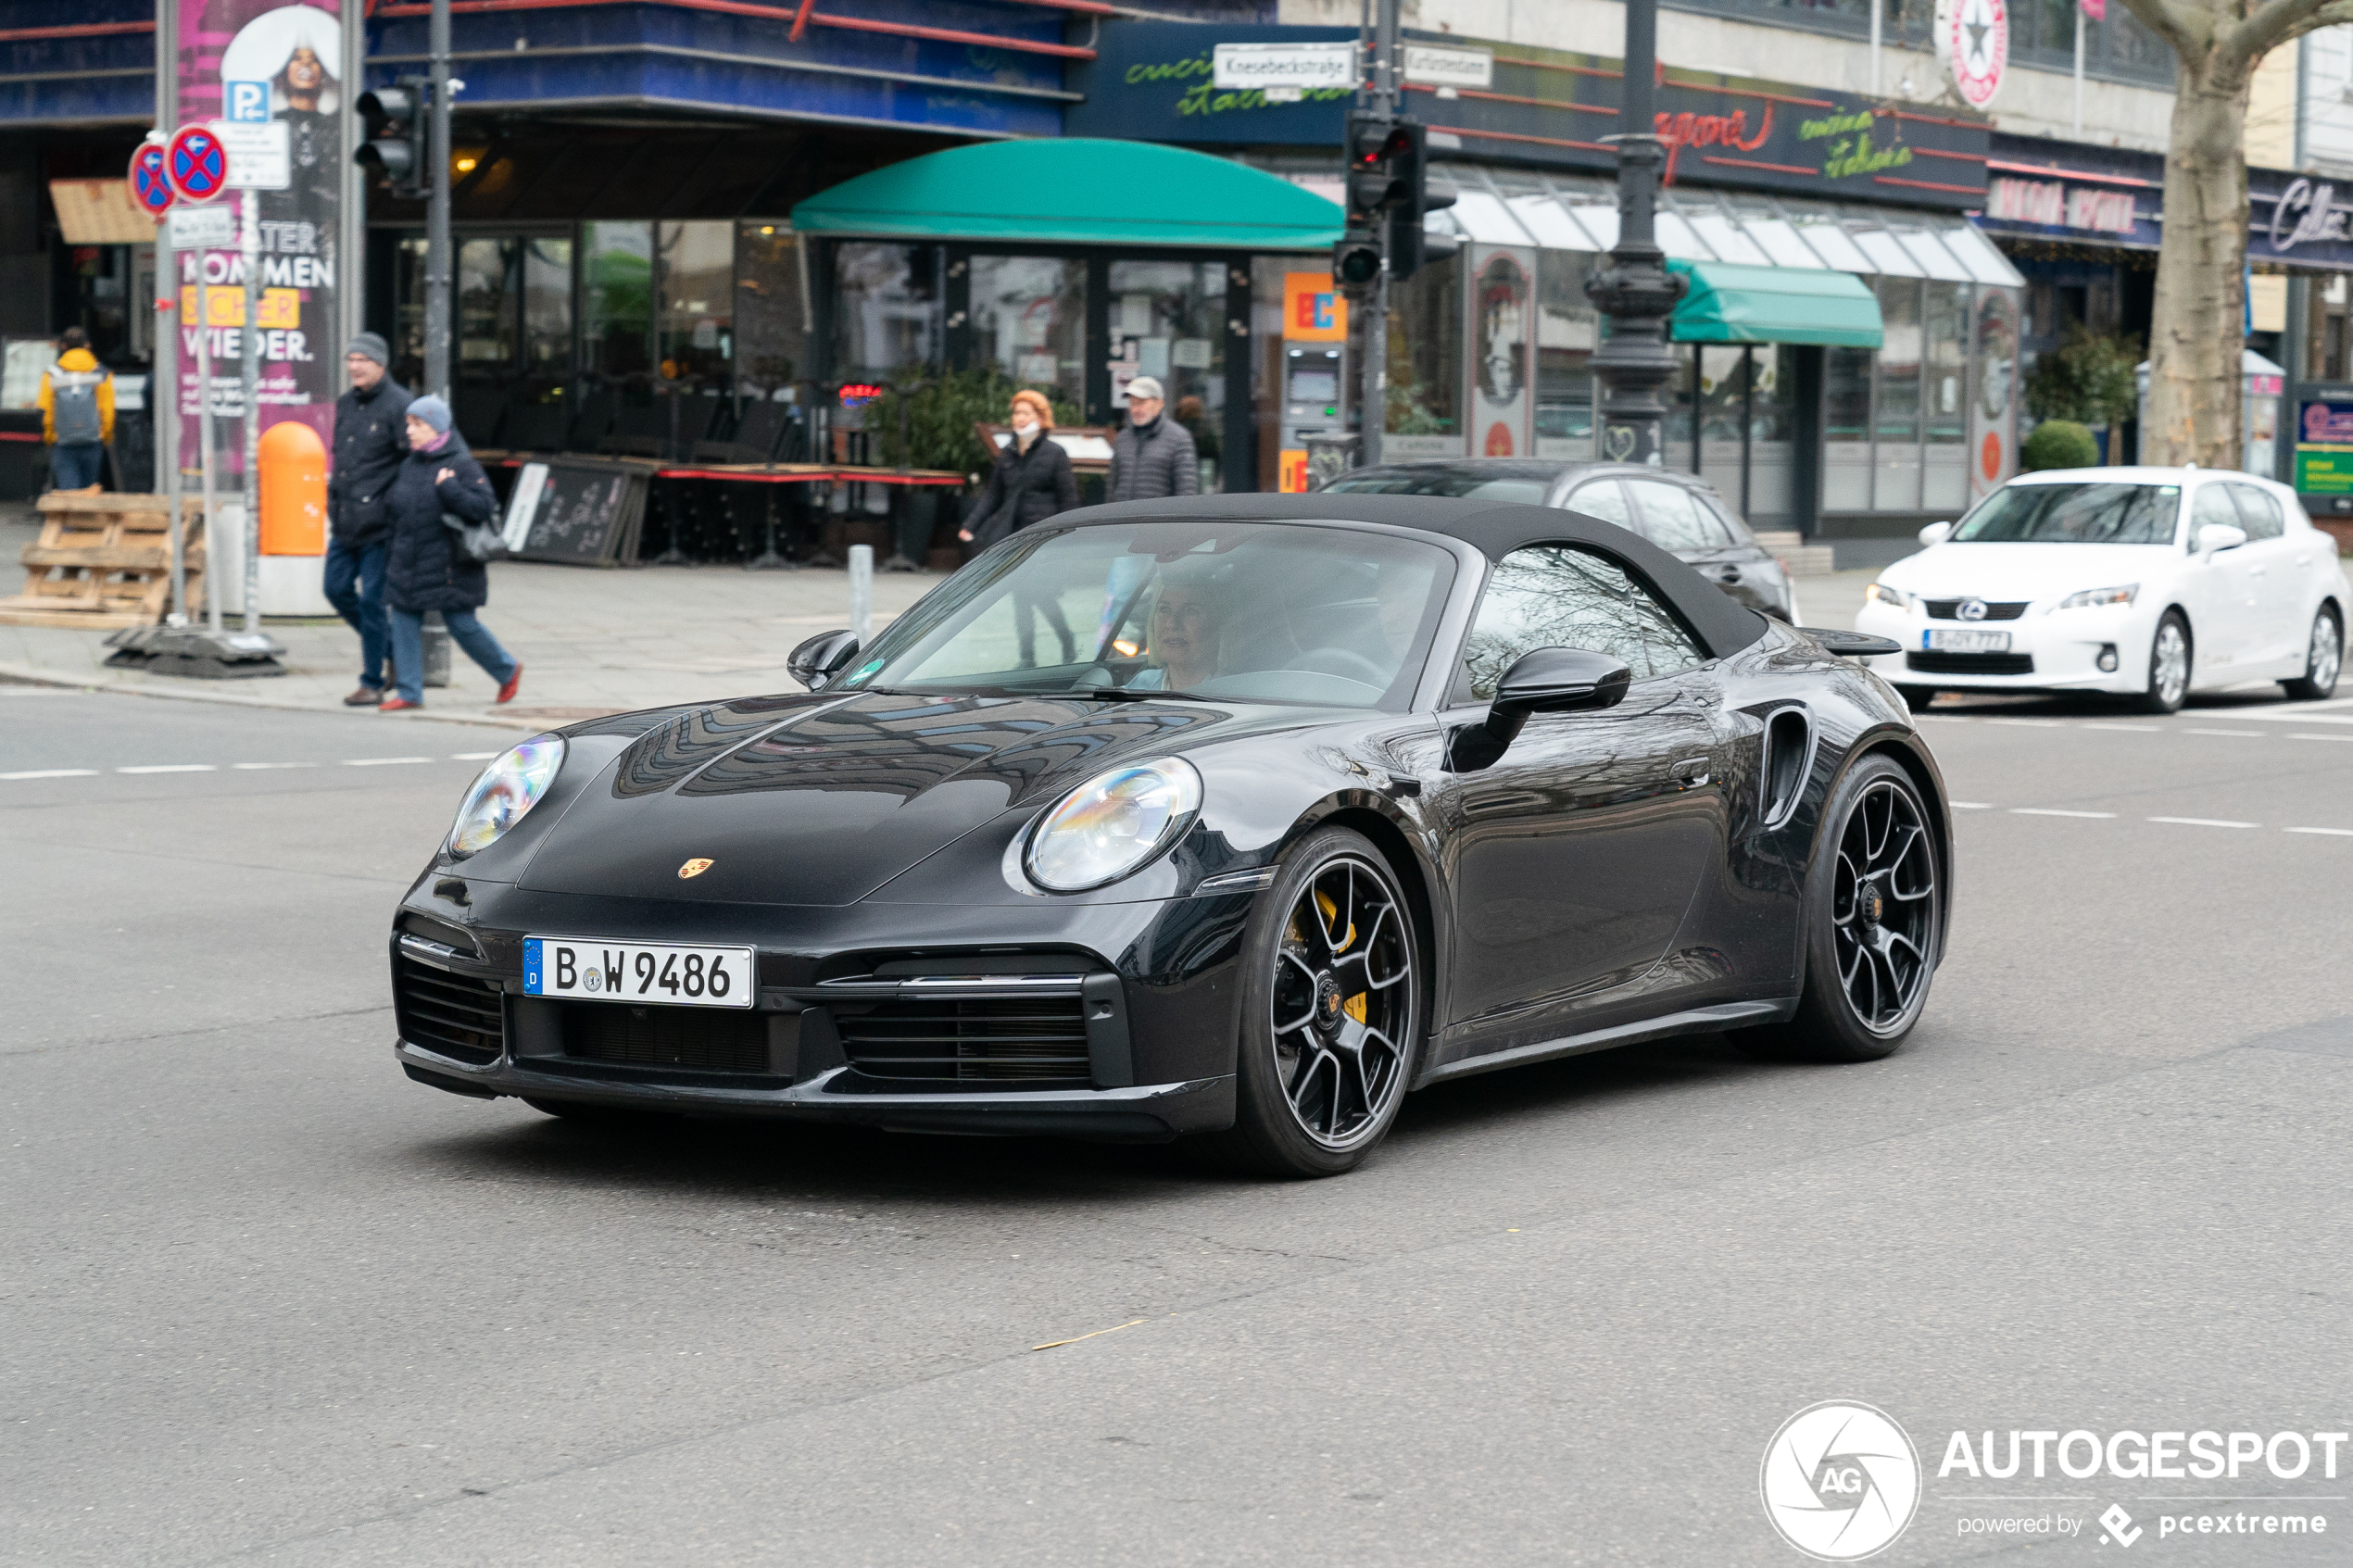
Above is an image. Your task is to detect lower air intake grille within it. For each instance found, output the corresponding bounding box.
[836,996,1092,1085]
[562,1003,772,1073]
[394,956,505,1065]
[1907,650,2036,675]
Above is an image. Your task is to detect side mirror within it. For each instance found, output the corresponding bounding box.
[787,630,861,691]
[2196,522,2246,557]
[1918,521,1953,547]
[1446,647,1632,771]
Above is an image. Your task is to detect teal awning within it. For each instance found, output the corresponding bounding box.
[792,140,1345,252]
[1667,259,1884,348]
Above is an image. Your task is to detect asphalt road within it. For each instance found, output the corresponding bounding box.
[6,679,2352,1567]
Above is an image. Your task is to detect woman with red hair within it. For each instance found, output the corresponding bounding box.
[961,389,1080,665]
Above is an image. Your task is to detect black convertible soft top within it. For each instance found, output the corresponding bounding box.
[1058,492,1771,661]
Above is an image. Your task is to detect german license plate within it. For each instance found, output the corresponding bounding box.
[1925,628,2011,653]
[522,936,755,1009]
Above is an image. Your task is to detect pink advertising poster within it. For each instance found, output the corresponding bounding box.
[177,0,344,475]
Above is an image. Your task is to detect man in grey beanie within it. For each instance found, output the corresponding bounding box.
[324,332,412,705]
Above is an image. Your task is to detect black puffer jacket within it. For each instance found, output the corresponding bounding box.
[1106,415,1200,504]
[384,434,498,614]
[963,432,1078,548]
[328,376,412,548]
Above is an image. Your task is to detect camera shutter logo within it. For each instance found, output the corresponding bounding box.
[1760,1401,1921,1560]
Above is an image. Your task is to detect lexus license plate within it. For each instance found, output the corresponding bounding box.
[1925,628,2011,653]
[523,936,755,1009]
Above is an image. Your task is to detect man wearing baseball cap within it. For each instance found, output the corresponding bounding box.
[1106,374,1200,504]
[324,332,413,706]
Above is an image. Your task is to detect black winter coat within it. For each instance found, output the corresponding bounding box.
[328,376,413,549]
[963,432,1078,548]
[384,435,498,614]
[1106,415,1200,504]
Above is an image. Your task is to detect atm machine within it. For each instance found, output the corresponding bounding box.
[1277,344,1350,492]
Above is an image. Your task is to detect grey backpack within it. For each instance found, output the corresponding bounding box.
[49,364,103,445]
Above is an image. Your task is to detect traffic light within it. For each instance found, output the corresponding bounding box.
[1332,226,1383,304]
[1378,120,1458,282]
[1344,111,1408,222]
[356,80,430,197]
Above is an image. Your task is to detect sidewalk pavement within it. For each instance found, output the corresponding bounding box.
[0,508,945,728]
[0,503,1882,728]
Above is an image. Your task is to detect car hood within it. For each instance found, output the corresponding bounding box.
[1885,541,2182,598]
[516,690,1270,906]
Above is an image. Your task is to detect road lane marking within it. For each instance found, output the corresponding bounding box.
[2011,808,2115,818]
[232,761,314,771]
[2,768,97,780]
[2226,710,2353,724]
[2289,734,2353,743]
[1987,719,2064,727]
[2080,722,2161,732]
[342,757,434,767]
[2287,826,2353,836]
[1952,801,1994,809]
[116,764,215,774]
[450,752,500,760]
[2185,729,2262,737]
[2147,817,2258,829]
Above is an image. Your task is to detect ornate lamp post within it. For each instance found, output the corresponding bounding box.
[1584,0,1684,467]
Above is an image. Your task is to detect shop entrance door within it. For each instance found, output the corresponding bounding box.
[1102,258,1230,493]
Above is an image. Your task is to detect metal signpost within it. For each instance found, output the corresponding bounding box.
[132,137,185,623]
[1585,0,1683,469]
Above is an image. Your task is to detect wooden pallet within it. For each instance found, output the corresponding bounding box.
[0,493,208,630]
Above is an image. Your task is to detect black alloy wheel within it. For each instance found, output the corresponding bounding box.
[2284,606,2343,700]
[1738,755,1941,1062]
[1197,826,1420,1177]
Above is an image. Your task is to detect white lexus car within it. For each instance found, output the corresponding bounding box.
[1854,467,2347,712]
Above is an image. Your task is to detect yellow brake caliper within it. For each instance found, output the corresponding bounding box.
[1315,890,1368,1022]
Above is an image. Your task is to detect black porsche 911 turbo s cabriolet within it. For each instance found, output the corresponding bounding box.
[392,494,1946,1176]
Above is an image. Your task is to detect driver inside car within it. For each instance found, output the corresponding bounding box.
[1128,571,1227,690]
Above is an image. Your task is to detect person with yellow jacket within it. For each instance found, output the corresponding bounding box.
[38,327,114,492]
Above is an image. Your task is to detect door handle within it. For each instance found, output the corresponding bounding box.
[1669,756,1711,788]
[1716,568,1742,583]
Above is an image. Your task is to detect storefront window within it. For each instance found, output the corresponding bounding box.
[1386,253,1462,456]
[1108,259,1225,488]
[521,237,572,388]
[735,223,806,396]
[658,220,733,388]
[1874,277,1923,511]
[1824,345,1872,511]
[833,242,939,385]
[1536,250,1596,458]
[458,238,513,373]
[1923,281,1969,511]
[970,255,1086,407]
[583,221,654,383]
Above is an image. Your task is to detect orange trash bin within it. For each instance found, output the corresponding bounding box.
[258,420,329,556]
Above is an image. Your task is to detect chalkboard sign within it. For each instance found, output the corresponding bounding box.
[501,458,651,566]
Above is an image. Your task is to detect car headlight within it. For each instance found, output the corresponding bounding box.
[1023,757,1202,893]
[1865,581,1911,608]
[447,735,564,858]
[2058,583,2138,609]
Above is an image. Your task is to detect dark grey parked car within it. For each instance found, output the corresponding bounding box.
[1321,460,1797,621]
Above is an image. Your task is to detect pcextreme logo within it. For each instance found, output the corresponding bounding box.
[1761,1401,1923,1561]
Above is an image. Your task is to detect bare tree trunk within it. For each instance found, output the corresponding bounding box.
[2145,63,2250,468]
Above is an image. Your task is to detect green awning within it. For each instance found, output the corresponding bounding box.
[790,139,1344,252]
[1667,259,1884,348]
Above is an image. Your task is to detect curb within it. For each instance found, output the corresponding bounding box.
[0,659,547,731]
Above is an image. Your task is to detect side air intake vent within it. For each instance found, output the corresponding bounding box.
[1760,707,1812,831]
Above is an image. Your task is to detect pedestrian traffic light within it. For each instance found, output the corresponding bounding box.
[1345,111,1408,222]
[1333,226,1383,304]
[356,81,430,197]
[1378,120,1459,282]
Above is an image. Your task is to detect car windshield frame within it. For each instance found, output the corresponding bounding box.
[1320,468,1562,506]
[829,518,1467,713]
[1949,481,2184,546]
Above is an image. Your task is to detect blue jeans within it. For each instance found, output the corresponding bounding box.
[388,606,517,704]
[49,442,103,490]
[322,538,390,690]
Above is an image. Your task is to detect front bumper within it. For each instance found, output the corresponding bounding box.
[390,879,1249,1141]
[1856,600,2153,694]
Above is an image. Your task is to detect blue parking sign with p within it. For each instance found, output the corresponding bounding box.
[225,81,271,123]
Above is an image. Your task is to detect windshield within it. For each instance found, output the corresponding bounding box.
[835,521,1457,710]
[1952,483,2182,545]
[1321,468,1554,506]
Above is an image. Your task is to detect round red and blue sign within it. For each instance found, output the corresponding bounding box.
[165,124,229,204]
[129,143,173,219]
